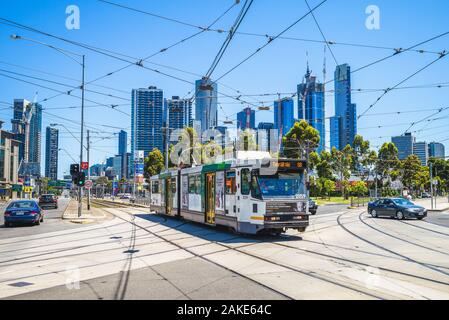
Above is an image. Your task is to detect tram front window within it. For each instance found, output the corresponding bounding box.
[257,173,305,198]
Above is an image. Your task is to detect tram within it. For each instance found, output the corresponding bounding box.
[149,152,309,235]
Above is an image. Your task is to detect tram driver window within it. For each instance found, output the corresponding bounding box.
[188,176,195,194]
[241,169,251,195]
[151,181,159,194]
[225,171,236,194]
[195,175,201,194]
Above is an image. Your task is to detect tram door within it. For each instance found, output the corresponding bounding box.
[165,178,173,215]
[205,173,216,224]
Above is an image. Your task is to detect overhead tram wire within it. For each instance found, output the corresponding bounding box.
[96,0,442,56]
[0,72,131,116]
[304,0,338,66]
[214,0,328,82]
[404,106,449,133]
[85,1,239,85]
[358,51,448,119]
[317,30,449,92]
[205,0,254,79]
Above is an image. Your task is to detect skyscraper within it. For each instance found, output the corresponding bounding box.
[331,64,357,150]
[131,86,164,165]
[237,107,255,131]
[257,122,277,152]
[195,77,217,134]
[413,141,428,166]
[297,66,325,153]
[274,97,294,139]
[12,99,42,176]
[392,132,415,160]
[164,96,193,143]
[428,142,445,159]
[45,127,59,181]
[118,130,127,156]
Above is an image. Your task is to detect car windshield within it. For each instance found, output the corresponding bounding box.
[257,173,305,198]
[40,195,54,201]
[7,201,37,209]
[392,198,414,206]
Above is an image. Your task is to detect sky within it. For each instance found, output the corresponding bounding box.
[0,0,448,179]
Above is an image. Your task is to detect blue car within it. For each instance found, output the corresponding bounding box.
[4,200,44,227]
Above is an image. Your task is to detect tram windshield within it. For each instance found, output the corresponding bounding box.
[256,172,305,198]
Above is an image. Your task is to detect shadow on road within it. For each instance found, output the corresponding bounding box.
[134,213,303,244]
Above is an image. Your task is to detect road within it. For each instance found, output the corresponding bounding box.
[0,198,83,240]
[1,202,448,300]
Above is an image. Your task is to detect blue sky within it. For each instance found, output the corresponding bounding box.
[0,0,448,178]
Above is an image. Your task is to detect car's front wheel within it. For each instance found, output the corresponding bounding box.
[371,209,378,218]
[396,211,405,220]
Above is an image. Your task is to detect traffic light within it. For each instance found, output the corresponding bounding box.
[73,172,86,187]
[70,164,80,176]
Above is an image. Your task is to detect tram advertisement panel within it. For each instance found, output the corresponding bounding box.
[215,171,225,212]
[181,175,189,209]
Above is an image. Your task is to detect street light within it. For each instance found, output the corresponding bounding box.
[11,34,86,218]
[58,148,77,163]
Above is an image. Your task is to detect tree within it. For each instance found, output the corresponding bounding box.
[376,142,400,186]
[330,146,352,197]
[282,120,320,159]
[400,155,422,193]
[352,135,377,182]
[348,181,368,197]
[144,148,164,178]
[315,150,333,180]
[317,178,335,199]
[96,176,109,185]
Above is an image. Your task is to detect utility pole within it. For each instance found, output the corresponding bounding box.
[430,162,434,210]
[87,129,91,210]
[165,106,170,170]
[78,54,85,218]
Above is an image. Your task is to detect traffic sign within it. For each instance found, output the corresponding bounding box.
[85,180,93,189]
[81,162,89,170]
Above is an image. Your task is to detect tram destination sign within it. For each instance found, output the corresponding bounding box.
[262,160,306,169]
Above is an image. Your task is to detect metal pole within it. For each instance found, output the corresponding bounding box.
[78,55,85,218]
[165,106,170,170]
[87,129,90,210]
[375,171,378,198]
[430,162,434,210]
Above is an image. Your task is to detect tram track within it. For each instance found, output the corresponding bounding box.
[91,200,449,298]
[360,213,449,257]
[400,220,449,237]
[336,211,449,279]
[93,201,405,300]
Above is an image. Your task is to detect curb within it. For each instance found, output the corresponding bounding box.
[69,219,95,224]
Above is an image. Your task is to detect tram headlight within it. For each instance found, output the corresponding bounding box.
[265,216,281,221]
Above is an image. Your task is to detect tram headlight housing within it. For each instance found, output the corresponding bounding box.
[265,216,281,221]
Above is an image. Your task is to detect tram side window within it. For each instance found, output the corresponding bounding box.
[152,181,159,194]
[171,178,176,193]
[226,171,236,194]
[241,169,251,195]
[188,176,196,194]
[195,175,202,194]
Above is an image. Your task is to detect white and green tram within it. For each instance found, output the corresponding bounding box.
[149,154,309,235]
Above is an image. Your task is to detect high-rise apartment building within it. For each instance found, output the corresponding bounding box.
[237,107,255,131]
[428,142,445,159]
[330,64,357,150]
[297,66,325,153]
[392,133,415,160]
[131,87,164,166]
[45,127,59,181]
[195,78,217,134]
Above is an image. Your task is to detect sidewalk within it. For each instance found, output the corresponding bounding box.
[62,199,111,224]
[413,197,449,212]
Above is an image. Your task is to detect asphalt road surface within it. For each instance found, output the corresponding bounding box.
[0,198,83,240]
[1,203,448,300]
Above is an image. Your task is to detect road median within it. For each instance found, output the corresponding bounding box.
[62,199,111,224]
